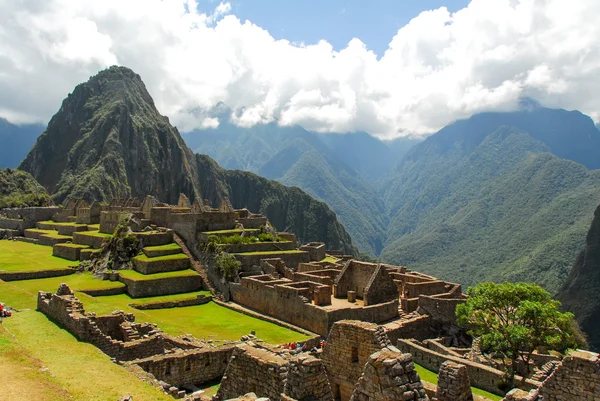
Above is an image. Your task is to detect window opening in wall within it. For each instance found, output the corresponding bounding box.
[351,346,359,363]
[185,360,191,371]
[165,363,171,376]
[205,359,210,367]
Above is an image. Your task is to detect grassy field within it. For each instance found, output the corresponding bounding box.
[321,256,341,263]
[77,292,309,344]
[0,324,71,401]
[1,311,172,401]
[0,241,76,272]
[414,363,503,401]
[76,230,112,238]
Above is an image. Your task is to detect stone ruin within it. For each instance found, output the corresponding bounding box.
[350,347,429,401]
[433,361,473,401]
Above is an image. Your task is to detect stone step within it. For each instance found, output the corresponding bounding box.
[14,236,39,244]
[118,270,204,298]
[72,231,111,248]
[39,234,73,246]
[132,253,190,274]
[24,228,54,240]
[53,243,91,261]
[142,244,182,258]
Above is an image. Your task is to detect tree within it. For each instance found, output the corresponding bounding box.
[456,282,585,384]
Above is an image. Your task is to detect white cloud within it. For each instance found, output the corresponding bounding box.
[0,0,599,138]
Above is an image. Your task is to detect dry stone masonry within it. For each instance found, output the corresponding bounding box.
[434,361,473,401]
[350,347,429,401]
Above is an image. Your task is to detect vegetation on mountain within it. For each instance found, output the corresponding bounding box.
[0,168,52,208]
[558,204,600,351]
[457,282,584,384]
[184,123,390,255]
[18,66,356,254]
[381,125,600,293]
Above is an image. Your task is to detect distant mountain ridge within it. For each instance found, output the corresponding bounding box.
[18,66,356,254]
[0,118,45,169]
[182,122,410,255]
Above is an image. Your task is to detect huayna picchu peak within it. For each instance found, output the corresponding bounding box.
[19,66,356,254]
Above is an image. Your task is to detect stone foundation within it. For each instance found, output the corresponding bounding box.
[52,243,89,261]
[119,273,204,298]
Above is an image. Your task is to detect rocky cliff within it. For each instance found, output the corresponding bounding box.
[559,204,600,351]
[19,66,356,254]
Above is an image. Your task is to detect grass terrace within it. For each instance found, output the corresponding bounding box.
[143,243,181,252]
[118,269,199,281]
[321,256,341,263]
[125,291,211,307]
[40,232,72,239]
[414,364,503,401]
[132,253,189,263]
[0,241,76,272]
[77,293,309,344]
[56,243,89,249]
[24,228,54,235]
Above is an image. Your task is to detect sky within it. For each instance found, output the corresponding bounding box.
[0,0,598,139]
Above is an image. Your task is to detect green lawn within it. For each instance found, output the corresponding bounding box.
[119,269,199,281]
[2,310,172,401]
[123,291,211,306]
[40,232,72,240]
[143,243,181,252]
[414,363,503,400]
[76,292,308,344]
[0,274,125,309]
[0,240,76,272]
[321,256,341,263]
[38,220,86,228]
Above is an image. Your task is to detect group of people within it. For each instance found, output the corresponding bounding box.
[282,339,327,354]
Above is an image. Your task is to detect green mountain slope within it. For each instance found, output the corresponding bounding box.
[381,127,600,292]
[184,123,389,255]
[558,204,600,351]
[18,66,356,254]
[0,168,51,208]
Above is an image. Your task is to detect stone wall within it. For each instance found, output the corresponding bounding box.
[134,346,233,388]
[417,295,466,328]
[384,315,434,345]
[0,206,60,223]
[119,273,204,298]
[322,320,391,401]
[299,242,326,262]
[218,241,296,254]
[363,265,399,306]
[233,251,310,271]
[0,268,75,282]
[37,287,183,362]
[434,361,473,401]
[537,350,600,400]
[283,354,334,401]
[350,347,429,401]
[231,277,399,337]
[217,345,288,401]
[397,339,540,396]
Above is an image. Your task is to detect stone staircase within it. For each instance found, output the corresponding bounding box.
[531,360,560,382]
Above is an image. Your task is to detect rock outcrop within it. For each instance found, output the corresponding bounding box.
[558,203,600,351]
[19,66,356,254]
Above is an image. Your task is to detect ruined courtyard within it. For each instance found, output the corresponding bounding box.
[1,195,599,401]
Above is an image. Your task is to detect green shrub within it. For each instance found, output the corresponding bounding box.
[215,253,241,282]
